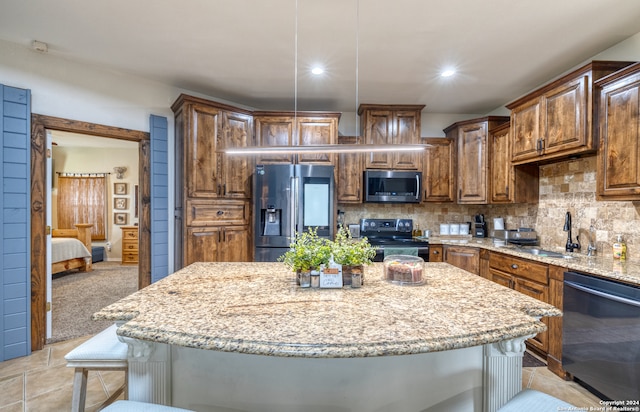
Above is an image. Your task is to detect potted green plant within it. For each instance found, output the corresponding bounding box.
[278,228,332,282]
[331,226,376,285]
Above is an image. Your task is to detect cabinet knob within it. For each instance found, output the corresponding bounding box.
[432,250,440,255]
[217,210,224,216]
[511,264,518,269]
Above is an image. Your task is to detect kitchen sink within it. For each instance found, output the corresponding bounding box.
[518,248,573,259]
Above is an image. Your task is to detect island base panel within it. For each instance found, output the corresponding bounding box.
[170,345,483,412]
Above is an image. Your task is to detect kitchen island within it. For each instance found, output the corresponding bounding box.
[93,262,561,412]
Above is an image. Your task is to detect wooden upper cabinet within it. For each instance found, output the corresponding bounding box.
[337,136,364,203]
[507,61,634,165]
[489,122,539,204]
[254,115,295,164]
[445,116,509,204]
[172,95,255,199]
[359,104,424,170]
[186,103,222,198]
[254,112,340,165]
[221,112,254,198]
[595,62,640,200]
[422,138,455,202]
[296,116,338,165]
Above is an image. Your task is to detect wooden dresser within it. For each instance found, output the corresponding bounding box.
[120,226,139,264]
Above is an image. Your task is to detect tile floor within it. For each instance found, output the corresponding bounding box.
[0,337,602,411]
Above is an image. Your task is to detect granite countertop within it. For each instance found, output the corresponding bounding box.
[429,236,640,287]
[93,262,560,358]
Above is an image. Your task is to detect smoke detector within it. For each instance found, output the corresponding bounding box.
[31,40,48,53]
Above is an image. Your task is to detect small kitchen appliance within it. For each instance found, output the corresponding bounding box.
[474,214,487,237]
[363,170,422,203]
[359,218,429,262]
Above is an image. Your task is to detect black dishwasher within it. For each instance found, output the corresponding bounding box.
[563,271,640,401]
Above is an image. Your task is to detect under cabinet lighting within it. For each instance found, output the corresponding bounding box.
[223,144,429,155]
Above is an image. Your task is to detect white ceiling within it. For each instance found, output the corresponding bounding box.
[1,0,640,114]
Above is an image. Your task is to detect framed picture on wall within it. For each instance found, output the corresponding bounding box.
[114,182,127,195]
[114,197,127,210]
[114,213,127,225]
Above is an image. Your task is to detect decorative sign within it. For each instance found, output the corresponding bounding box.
[320,264,343,288]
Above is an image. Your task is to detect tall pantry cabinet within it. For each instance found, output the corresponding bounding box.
[172,94,253,269]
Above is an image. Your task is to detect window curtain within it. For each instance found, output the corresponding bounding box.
[57,176,107,240]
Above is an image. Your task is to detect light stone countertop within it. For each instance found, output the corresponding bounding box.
[93,262,560,358]
[429,236,640,287]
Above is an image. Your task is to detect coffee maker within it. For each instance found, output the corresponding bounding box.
[474,214,487,237]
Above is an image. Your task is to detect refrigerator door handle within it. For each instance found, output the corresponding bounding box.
[290,176,299,239]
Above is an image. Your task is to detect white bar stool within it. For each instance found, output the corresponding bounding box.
[102,400,195,411]
[498,389,576,411]
[65,324,128,412]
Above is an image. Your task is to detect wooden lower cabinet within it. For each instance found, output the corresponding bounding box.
[429,245,443,262]
[186,226,251,263]
[182,200,252,265]
[488,252,550,357]
[443,245,479,275]
[120,226,139,264]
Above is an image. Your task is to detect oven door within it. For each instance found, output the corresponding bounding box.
[373,246,430,262]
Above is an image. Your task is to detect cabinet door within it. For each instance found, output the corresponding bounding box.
[185,227,223,264]
[489,268,513,288]
[511,98,542,162]
[597,72,640,199]
[218,226,252,262]
[221,112,254,198]
[444,246,480,274]
[254,116,294,164]
[296,117,337,165]
[392,111,421,170]
[429,245,443,262]
[542,76,588,155]
[515,278,549,352]
[187,104,222,198]
[423,138,455,202]
[363,110,393,169]
[457,122,488,204]
[337,136,363,203]
[490,124,512,203]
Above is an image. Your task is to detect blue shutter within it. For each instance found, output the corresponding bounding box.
[150,115,169,283]
[0,84,31,361]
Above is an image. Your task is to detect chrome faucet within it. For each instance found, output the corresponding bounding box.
[563,211,581,252]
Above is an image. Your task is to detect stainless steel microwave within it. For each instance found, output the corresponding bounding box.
[364,170,422,203]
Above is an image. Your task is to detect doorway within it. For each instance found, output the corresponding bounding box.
[30,114,151,351]
[47,131,139,343]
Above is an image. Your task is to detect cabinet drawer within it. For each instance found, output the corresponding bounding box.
[186,199,250,226]
[122,241,138,253]
[121,228,138,240]
[489,252,548,285]
[122,252,138,264]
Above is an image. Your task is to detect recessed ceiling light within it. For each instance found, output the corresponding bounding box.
[441,69,456,77]
[311,67,324,75]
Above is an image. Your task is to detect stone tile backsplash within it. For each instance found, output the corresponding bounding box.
[340,156,639,259]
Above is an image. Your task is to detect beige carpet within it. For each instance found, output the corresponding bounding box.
[48,261,138,344]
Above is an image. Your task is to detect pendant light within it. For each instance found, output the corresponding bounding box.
[224,0,428,156]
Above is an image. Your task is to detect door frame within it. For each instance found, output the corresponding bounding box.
[30,114,151,351]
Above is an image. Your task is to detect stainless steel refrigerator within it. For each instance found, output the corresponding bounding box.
[254,164,335,262]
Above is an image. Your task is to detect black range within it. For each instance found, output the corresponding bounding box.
[359,218,429,262]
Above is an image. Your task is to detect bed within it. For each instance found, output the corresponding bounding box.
[51,223,93,275]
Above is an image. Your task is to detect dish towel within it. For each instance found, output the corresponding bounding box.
[383,247,418,258]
